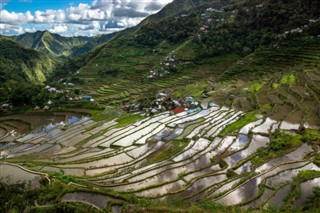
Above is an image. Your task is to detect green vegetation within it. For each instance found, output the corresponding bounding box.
[199,0,319,57]
[219,111,259,137]
[11,30,117,60]
[29,202,101,213]
[281,74,296,86]
[48,172,77,184]
[314,153,320,167]
[252,129,320,166]
[1,177,320,213]
[272,83,280,90]
[134,197,244,213]
[303,187,320,211]
[1,0,320,211]
[90,107,124,122]
[0,37,55,84]
[284,170,320,209]
[301,129,320,143]
[147,139,190,164]
[173,82,208,98]
[269,130,302,151]
[116,114,145,128]
[262,104,272,110]
[248,83,263,93]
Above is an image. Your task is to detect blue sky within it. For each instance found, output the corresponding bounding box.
[3,0,91,13]
[0,0,173,36]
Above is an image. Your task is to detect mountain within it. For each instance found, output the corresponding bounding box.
[56,0,320,107]
[69,32,119,58]
[141,0,226,24]
[11,31,90,60]
[0,37,56,83]
[10,31,117,60]
[78,0,319,75]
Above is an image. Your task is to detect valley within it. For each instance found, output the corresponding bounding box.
[0,0,320,212]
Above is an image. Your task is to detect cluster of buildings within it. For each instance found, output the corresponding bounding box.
[1,104,12,111]
[122,91,208,116]
[199,7,223,33]
[278,19,320,39]
[148,55,177,79]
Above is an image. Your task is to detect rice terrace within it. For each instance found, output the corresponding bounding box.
[0,0,320,212]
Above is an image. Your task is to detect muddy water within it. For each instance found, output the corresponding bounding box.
[244,188,274,208]
[294,178,320,206]
[252,118,277,134]
[57,152,133,169]
[209,179,241,198]
[239,135,269,156]
[112,206,122,213]
[62,192,115,208]
[0,127,6,137]
[255,144,313,173]
[217,178,259,206]
[265,163,319,188]
[0,164,41,184]
[0,112,85,143]
[135,180,186,197]
[267,185,290,208]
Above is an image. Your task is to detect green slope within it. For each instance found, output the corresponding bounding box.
[11,31,117,60]
[11,31,89,59]
[0,37,56,83]
[49,0,320,114]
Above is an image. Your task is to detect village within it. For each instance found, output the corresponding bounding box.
[121,89,210,116]
[0,83,96,113]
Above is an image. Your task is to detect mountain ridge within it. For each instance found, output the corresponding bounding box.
[10,30,118,60]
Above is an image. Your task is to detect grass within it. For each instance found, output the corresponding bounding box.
[280,73,296,86]
[90,106,124,122]
[219,111,259,137]
[147,139,190,164]
[115,114,145,128]
[248,83,263,93]
[301,129,320,143]
[284,170,320,209]
[262,104,272,110]
[173,81,208,98]
[251,129,320,166]
[314,153,320,167]
[272,83,280,90]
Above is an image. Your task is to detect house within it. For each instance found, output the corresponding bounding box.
[1,104,11,109]
[185,97,195,103]
[171,107,185,115]
[187,107,201,114]
[43,105,51,111]
[48,87,57,93]
[34,106,41,111]
[172,100,181,107]
[201,93,208,98]
[151,108,158,114]
[209,102,216,107]
[82,96,93,101]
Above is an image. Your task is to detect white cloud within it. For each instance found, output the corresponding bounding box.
[0,0,173,36]
[49,24,68,33]
[0,10,34,24]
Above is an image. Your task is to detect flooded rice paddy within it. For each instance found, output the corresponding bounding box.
[0,105,319,209]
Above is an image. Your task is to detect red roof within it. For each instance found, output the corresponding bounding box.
[172,107,185,114]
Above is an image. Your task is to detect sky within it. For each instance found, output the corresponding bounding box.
[0,0,173,37]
